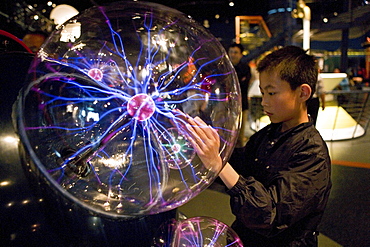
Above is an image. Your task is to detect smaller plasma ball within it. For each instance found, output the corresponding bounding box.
[127,93,156,121]
[158,127,195,169]
[170,216,243,247]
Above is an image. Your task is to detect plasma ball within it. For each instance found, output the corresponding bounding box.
[127,93,156,121]
[15,0,241,218]
[88,68,104,81]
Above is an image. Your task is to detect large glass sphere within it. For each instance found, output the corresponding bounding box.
[15,1,241,218]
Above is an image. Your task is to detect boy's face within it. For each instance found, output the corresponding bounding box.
[259,71,308,131]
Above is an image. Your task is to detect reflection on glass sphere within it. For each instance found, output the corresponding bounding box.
[171,216,243,247]
[14,1,241,218]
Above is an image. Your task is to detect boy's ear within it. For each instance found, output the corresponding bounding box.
[300,84,312,101]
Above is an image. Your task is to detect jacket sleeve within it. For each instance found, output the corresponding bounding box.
[226,138,331,237]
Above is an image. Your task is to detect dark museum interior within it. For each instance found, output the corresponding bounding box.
[1,0,370,246]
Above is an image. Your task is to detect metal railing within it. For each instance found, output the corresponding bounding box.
[249,88,370,141]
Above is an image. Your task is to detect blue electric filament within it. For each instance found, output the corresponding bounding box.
[15,1,241,218]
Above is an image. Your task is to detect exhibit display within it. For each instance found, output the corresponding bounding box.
[0,1,243,245]
[14,0,241,219]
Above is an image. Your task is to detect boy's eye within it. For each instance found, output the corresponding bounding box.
[268,92,276,95]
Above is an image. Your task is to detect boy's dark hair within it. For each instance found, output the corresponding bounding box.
[228,43,244,53]
[257,46,318,99]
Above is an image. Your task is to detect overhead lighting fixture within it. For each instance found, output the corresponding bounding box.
[50,4,79,28]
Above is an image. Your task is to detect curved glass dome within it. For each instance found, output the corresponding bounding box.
[171,217,243,247]
[15,1,241,218]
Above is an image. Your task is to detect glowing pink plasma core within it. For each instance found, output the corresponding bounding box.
[88,68,104,81]
[127,93,156,121]
[172,143,181,153]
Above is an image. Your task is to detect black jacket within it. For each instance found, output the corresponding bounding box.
[228,121,331,246]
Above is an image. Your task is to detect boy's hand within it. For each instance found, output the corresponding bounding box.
[172,110,222,173]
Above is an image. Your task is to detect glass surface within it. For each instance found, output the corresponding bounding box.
[15,1,241,217]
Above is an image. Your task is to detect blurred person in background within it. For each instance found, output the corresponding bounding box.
[228,43,252,147]
[22,31,47,53]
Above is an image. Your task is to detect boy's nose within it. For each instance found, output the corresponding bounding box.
[261,96,267,107]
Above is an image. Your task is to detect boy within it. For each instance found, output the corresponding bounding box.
[183,46,332,246]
